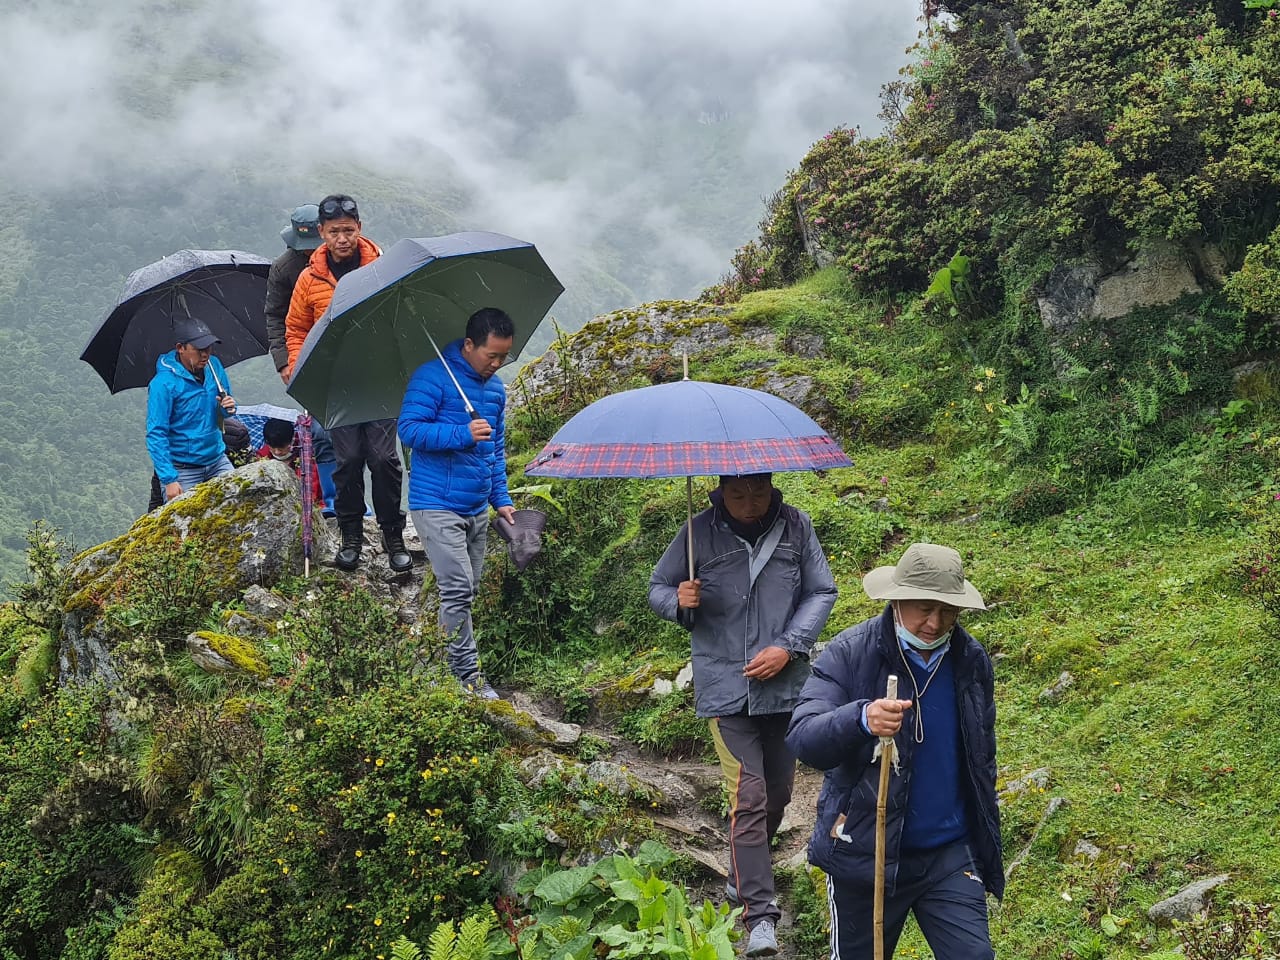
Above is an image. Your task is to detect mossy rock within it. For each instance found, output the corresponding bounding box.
[58,461,335,688]
[185,630,269,679]
[588,663,670,722]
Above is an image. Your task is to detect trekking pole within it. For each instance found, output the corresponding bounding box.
[874,674,899,960]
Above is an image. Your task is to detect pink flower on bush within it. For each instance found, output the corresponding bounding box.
[1245,97,1255,106]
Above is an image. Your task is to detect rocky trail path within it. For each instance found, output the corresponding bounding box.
[335,517,826,957]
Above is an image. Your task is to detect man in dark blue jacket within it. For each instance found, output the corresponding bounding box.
[398,308,517,700]
[786,542,1001,960]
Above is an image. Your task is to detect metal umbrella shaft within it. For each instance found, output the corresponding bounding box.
[423,328,484,421]
[874,674,900,960]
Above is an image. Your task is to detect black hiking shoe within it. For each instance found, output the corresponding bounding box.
[335,525,362,571]
[383,529,413,573]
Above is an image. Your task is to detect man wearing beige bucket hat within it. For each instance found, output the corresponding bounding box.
[786,543,1002,960]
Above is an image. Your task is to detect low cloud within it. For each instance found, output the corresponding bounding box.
[4,0,919,303]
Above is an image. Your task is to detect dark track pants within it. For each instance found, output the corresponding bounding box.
[826,840,993,960]
[709,712,795,929]
[330,419,404,532]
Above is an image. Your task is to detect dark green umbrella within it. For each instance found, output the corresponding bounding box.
[286,232,563,428]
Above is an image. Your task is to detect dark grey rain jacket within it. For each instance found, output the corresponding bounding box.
[264,247,311,372]
[649,501,837,718]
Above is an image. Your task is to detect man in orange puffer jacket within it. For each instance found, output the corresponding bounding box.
[283,194,410,573]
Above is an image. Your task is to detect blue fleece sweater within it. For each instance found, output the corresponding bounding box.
[900,653,968,850]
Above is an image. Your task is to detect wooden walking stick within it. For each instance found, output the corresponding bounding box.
[874,674,900,960]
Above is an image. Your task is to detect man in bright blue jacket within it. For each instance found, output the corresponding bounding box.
[398,308,518,700]
[146,318,238,504]
[786,543,1001,960]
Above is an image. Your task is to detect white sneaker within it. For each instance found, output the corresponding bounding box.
[744,920,778,957]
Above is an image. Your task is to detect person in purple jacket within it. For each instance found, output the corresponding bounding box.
[398,308,517,700]
[786,543,1001,960]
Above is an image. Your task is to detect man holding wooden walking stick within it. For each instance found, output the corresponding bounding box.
[786,543,1002,959]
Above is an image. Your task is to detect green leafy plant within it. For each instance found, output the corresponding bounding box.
[512,842,738,960]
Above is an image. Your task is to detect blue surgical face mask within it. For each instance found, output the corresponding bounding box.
[896,623,952,651]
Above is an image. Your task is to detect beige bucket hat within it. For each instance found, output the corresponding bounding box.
[863,542,986,610]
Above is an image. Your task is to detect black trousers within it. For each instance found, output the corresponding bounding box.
[827,840,993,959]
[329,419,404,532]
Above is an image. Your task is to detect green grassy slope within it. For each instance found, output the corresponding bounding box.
[487,268,1280,957]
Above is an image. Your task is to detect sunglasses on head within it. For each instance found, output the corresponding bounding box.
[320,197,358,219]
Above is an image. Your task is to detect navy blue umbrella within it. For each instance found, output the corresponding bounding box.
[82,249,272,393]
[526,373,851,580]
[525,379,851,479]
[287,232,562,428]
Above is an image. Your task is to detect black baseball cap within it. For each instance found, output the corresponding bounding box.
[174,318,220,349]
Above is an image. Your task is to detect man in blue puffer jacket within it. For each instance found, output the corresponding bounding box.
[398,308,518,700]
[146,318,238,504]
[786,543,1002,960]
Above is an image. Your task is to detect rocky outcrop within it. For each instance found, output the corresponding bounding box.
[1037,242,1203,335]
[510,300,843,430]
[58,461,335,687]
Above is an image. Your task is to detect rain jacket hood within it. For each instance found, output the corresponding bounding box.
[649,501,837,718]
[145,351,231,485]
[398,338,514,515]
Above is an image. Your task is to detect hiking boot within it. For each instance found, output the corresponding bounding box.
[335,524,362,571]
[744,920,778,957]
[383,529,413,573]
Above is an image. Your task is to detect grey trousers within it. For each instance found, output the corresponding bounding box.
[709,712,795,930]
[413,509,488,682]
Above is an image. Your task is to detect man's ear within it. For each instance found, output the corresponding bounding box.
[462,338,475,352]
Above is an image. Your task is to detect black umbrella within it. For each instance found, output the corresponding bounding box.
[82,249,272,393]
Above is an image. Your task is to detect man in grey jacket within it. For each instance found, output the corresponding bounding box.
[649,473,837,958]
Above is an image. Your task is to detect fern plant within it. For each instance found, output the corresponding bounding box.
[401,910,496,960]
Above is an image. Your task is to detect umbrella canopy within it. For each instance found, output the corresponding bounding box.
[287,232,563,428]
[235,402,305,451]
[81,249,272,393]
[524,380,852,479]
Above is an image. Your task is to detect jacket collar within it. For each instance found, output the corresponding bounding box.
[157,350,205,385]
[306,236,381,280]
[443,338,488,386]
